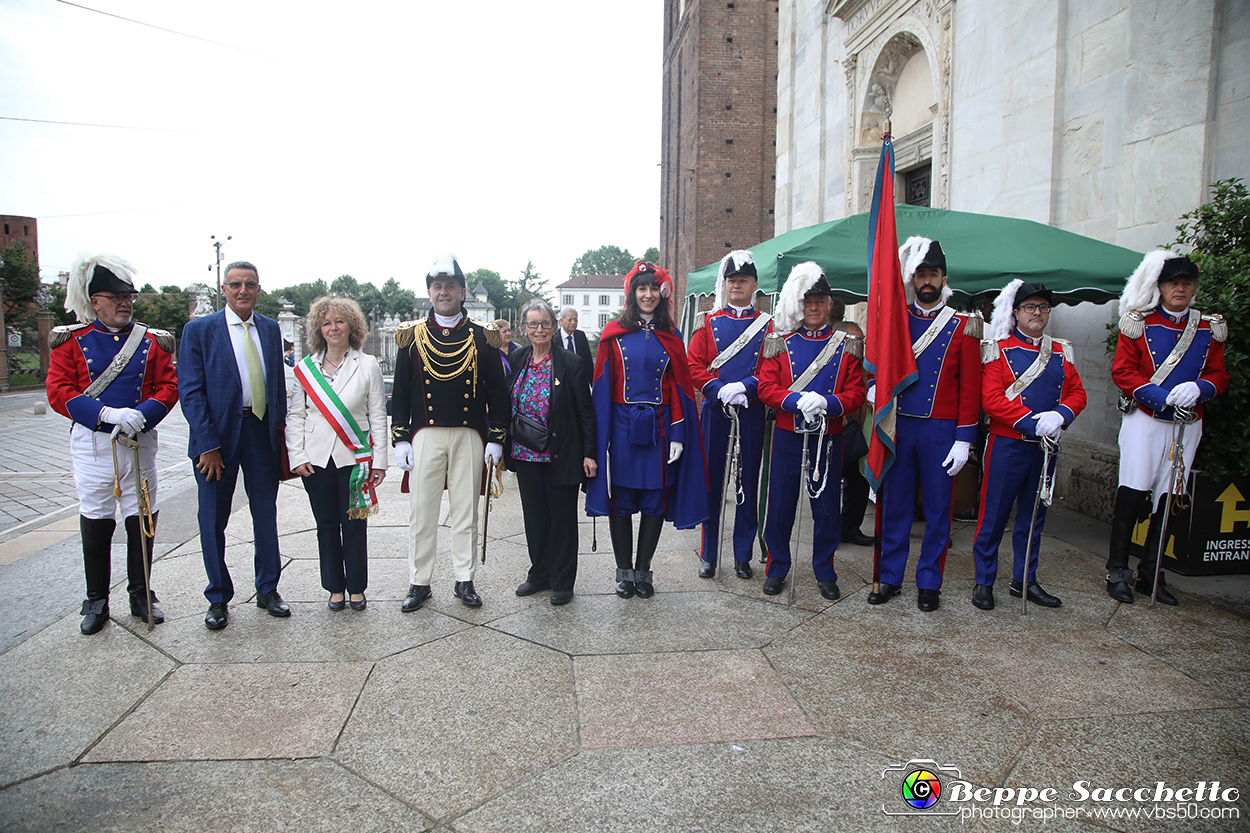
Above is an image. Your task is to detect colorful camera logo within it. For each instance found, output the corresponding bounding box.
[902,769,942,809]
[881,759,962,816]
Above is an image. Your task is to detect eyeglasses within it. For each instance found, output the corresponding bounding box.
[1018,303,1051,314]
[225,281,260,291]
[93,293,137,304]
[524,321,554,330]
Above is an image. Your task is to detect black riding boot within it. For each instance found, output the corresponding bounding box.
[1136,505,1179,605]
[633,514,664,598]
[1105,487,1147,603]
[125,512,163,624]
[80,516,116,635]
[610,515,635,598]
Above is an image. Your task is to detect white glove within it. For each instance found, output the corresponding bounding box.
[100,406,145,437]
[668,441,684,464]
[796,391,827,420]
[718,382,748,408]
[485,442,503,468]
[393,441,414,471]
[866,382,877,404]
[942,440,971,477]
[1032,411,1065,439]
[1164,381,1201,409]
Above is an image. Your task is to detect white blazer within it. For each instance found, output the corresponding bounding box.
[287,348,389,471]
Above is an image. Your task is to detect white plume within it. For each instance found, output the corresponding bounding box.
[987,279,1024,342]
[714,249,754,310]
[66,253,138,323]
[1119,249,1174,313]
[774,261,824,335]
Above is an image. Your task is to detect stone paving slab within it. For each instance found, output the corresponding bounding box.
[0,759,433,832]
[0,614,175,787]
[452,737,937,833]
[574,648,816,748]
[85,661,372,763]
[334,626,579,822]
[764,616,1036,787]
[944,627,1238,720]
[488,590,813,655]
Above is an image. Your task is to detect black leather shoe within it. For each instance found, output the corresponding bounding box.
[734,560,753,579]
[551,590,573,606]
[844,530,875,547]
[817,580,841,601]
[80,599,109,635]
[515,581,550,597]
[256,591,291,617]
[328,595,346,611]
[917,588,940,611]
[349,595,367,611]
[1135,575,1178,606]
[129,593,164,625]
[867,583,900,605]
[762,575,785,595]
[1106,580,1134,603]
[402,584,432,612]
[616,568,636,599]
[1010,581,1062,608]
[634,570,655,599]
[698,560,716,579]
[972,584,995,610]
[454,581,482,608]
[205,602,229,630]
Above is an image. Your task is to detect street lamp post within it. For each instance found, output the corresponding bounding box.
[208,234,231,312]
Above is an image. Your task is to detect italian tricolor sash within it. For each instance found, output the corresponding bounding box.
[294,355,378,518]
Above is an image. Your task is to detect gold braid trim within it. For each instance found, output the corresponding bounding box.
[412,321,478,388]
[394,320,423,349]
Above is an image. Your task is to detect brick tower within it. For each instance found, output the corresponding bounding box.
[660,0,778,310]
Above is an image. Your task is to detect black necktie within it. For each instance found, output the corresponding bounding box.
[567,335,574,351]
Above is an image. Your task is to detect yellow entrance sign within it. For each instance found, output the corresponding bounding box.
[1215,483,1250,534]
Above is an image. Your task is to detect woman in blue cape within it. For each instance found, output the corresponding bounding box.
[585,262,708,598]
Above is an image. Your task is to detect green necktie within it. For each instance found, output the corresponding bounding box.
[242,321,266,419]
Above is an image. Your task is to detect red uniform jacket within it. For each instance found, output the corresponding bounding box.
[982,330,1087,441]
[1112,307,1228,421]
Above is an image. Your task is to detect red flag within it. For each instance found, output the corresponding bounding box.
[863,134,918,492]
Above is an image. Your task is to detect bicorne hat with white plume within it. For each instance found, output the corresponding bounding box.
[714,249,758,311]
[426,252,467,287]
[65,253,139,323]
[773,261,833,335]
[987,280,1053,342]
[898,236,952,304]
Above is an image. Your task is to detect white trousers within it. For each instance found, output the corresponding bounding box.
[408,427,483,584]
[1117,409,1202,511]
[71,424,159,520]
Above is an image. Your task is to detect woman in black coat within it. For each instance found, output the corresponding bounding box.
[505,298,597,605]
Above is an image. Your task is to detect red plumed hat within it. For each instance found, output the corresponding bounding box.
[623,261,674,306]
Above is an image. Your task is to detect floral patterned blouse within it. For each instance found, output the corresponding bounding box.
[510,352,553,463]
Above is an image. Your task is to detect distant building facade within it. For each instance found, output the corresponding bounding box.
[660,0,780,309]
[554,275,627,338]
[1,215,38,264]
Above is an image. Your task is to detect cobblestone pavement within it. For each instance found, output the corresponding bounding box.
[0,391,194,538]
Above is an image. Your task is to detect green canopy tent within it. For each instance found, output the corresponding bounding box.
[683,205,1143,331]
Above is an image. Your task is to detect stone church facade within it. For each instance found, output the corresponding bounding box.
[773,0,1248,516]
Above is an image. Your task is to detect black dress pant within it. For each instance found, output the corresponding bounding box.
[513,460,580,592]
[303,459,368,594]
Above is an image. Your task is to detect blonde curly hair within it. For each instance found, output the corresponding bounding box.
[305,296,369,353]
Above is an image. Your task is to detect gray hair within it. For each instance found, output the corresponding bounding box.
[521,298,557,327]
[223,261,259,284]
[559,306,578,319]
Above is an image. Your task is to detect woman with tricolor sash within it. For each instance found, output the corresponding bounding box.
[287,297,388,611]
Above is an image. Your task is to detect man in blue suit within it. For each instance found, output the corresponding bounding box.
[179,261,289,630]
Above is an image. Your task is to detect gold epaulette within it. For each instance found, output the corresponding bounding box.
[50,323,90,349]
[960,311,984,340]
[148,327,175,355]
[395,320,423,349]
[980,339,999,365]
[843,334,863,360]
[479,321,503,350]
[1204,313,1228,343]
[1119,310,1146,340]
[762,332,785,360]
[1053,337,1075,364]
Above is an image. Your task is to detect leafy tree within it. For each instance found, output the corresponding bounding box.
[45,283,77,326]
[643,246,660,263]
[570,245,638,277]
[133,285,192,339]
[329,274,360,297]
[0,241,42,329]
[379,277,419,319]
[466,268,515,313]
[515,260,551,308]
[1176,178,1249,477]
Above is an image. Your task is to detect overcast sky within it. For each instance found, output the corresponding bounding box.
[0,0,662,296]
